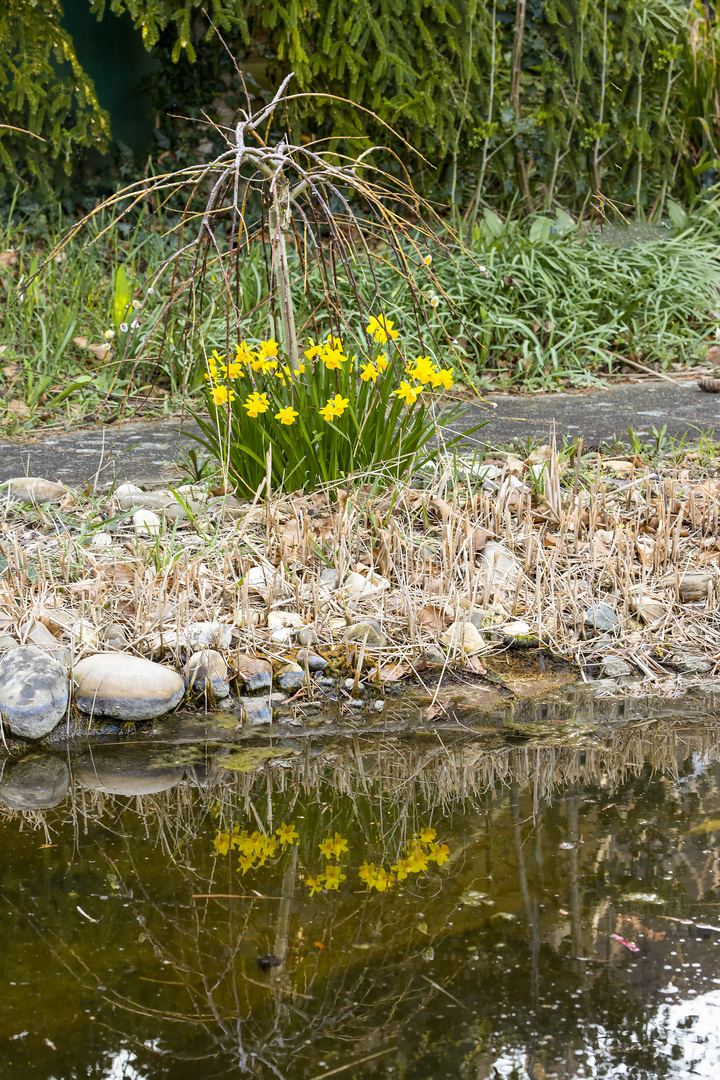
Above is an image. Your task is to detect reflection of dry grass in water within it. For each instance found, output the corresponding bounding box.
[4,721,720,1077]
[2,441,720,712]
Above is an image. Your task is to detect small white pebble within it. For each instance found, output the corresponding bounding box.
[91,531,113,549]
[133,509,161,536]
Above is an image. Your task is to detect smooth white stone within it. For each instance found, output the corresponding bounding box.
[133,509,161,536]
[4,477,69,504]
[73,653,185,720]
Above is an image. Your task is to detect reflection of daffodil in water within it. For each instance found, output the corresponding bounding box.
[323,865,346,890]
[214,831,231,856]
[306,874,325,896]
[418,827,436,843]
[276,822,299,846]
[319,833,348,859]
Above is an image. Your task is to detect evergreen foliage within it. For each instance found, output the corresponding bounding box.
[2,0,720,214]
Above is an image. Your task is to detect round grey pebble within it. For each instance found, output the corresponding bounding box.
[0,645,69,739]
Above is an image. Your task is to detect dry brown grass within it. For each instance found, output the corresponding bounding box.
[0,438,719,700]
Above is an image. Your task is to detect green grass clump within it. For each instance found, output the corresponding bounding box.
[310,206,720,392]
[4,200,720,438]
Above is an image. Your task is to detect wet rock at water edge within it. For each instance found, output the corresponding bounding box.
[344,619,386,648]
[185,649,230,698]
[275,662,307,691]
[240,695,273,725]
[75,744,184,796]
[584,604,619,633]
[502,620,535,645]
[297,626,318,647]
[601,655,632,679]
[72,653,185,721]
[235,653,273,693]
[296,649,328,671]
[0,751,70,810]
[0,645,69,739]
[3,477,69,505]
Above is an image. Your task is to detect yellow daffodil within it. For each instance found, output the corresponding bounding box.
[304,339,323,361]
[282,363,305,377]
[331,833,349,858]
[235,342,254,365]
[366,315,399,344]
[358,861,375,884]
[243,391,269,418]
[427,842,450,866]
[408,356,436,385]
[418,828,437,843]
[430,367,454,389]
[376,353,389,372]
[394,381,419,405]
[226,361,244,379]
[323,865,346,890]
[257,338,279,359]
[275,405,299,425]
[360,361,378,383]
[212,385,235,405]
[391,858,412,881]
[319,394,349,421]
[306,874,325,896]
[369,867,395,892]
[213,831,230,856]
[404,845,429,874]
[322,347,345,371]
[256,836,277,865]
[319,837,335,859]
[275,822,299,847]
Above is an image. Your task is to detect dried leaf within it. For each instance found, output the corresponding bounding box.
[419,604,448,631]
[471,526,492,553]
[100,562,137,585]
[72,336,89,349]
[426,703,446,721]
[0,250,17,270]
[379,663,409,682]
[87,343,112,360]
[465,655,487,675]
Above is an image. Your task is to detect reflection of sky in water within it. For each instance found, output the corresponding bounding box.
[486,988,720,1077]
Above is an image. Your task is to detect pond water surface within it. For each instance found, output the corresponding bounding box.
[2,705,720,1079]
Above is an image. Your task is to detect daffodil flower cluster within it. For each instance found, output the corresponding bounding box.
[203,320,454,431]
[305,833,349,895]
[212,821,299,873]
[360,828,450,892]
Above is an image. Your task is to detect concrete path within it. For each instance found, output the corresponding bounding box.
[0,377,717,489]
[451,377,720,450]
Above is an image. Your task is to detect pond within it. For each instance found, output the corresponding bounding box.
[2,693,720,1079]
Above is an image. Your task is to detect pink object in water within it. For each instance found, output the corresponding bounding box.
[610,933,641,953]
